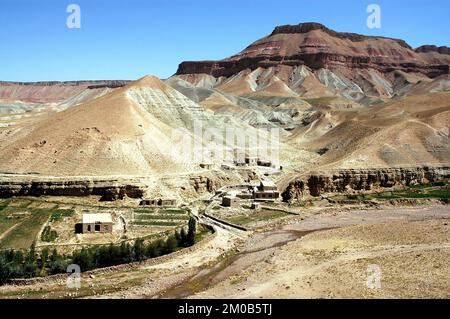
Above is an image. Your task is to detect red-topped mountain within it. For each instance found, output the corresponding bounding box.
[176,22,450,79]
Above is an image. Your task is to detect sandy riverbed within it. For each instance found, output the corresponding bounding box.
[191,205,450,299]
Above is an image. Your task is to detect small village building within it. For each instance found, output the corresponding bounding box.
[82,213,113,234]
[236,190,253,199]
[245,157,258,166]
[139,198,177,207]
[234,158,246,166]
[257,159,272,167]
[140,199,159,206]
[222,196,240,207]
[254,190,280,201]
[200,163,213,169]
[252,180,279,201]
[159,199,177,207]
[251,203,261,210]
[259,180,278,192]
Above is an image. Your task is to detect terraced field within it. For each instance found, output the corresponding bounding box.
[132,208,190,227]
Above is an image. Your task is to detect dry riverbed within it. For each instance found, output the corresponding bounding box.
[191,205,450,299]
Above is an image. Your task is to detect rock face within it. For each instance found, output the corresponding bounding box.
[415,45,450,55]
[0,178,144,201]
[191,176,216,193]
[282,166,450,203]
[177,22,450,79]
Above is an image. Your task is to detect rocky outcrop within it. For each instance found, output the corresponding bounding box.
[271,22,411,48]
[416,45,450,55]
[178,54,449,79]
[282,166,450,203]
[176,22,450,80]
[281,180,305,204]
[0,178,144,201]
[191,176,216,193]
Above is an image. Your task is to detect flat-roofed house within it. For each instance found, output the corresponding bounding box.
[257,159,272,167]
[254,190,280,201]
[254,180,279,201]
[236,190,253,199]
[200,163,213,169]
[259,180,278,191]
[222,196,240,207]
[159,199,177,207]
[140,199,159,206]
[82,213,113,234]
[245,157,258,166]
[139,198,177,207]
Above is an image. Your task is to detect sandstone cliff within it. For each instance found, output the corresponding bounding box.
[281,166,450,203]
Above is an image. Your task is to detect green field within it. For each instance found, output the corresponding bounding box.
[0,199,74,249]
[333,183,450,202]
[373,188,450,200]
[132,208,189,227]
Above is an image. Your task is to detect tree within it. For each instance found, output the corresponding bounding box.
[187,217,197,246]
[73,247,93,272]
[179,227,188,247]
[145,241,156,258]
[175,229,182,242]
[39,248,50,277]
[134,239,145,262]
[120,242,133,263]
[24,243,38,278]
[166,235,178,253]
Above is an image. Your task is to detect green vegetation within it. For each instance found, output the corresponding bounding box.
[373,188,449,200]
[40,226,58,242]
[133,221,180,227]
[0,217,207,284]
[134,209,156,214]
[334,183,450,202]
[0,200,77,249]
[0,208,53,249]
[159,209,187,214]
[50,209,74,222]
[135,214,189,221]
[134,208,187,215]
[132,208,189,227]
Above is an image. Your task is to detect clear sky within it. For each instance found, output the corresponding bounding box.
[1,0,449,82]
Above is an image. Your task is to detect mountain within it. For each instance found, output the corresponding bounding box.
[0,75,284,177]
[0,22,448,180]
[173,22,450,102]
[0,76,240,176]
[168,22,450,172]
[0,80,130,104]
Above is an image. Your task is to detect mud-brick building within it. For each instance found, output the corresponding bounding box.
[82,213,113,234]
[245,157,258,166]
[222,196,240,207]
[254,180,280,201]
[259,180,278,191]
[139,198,177,207]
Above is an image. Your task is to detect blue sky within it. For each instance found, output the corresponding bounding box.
[0,0,449,81]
